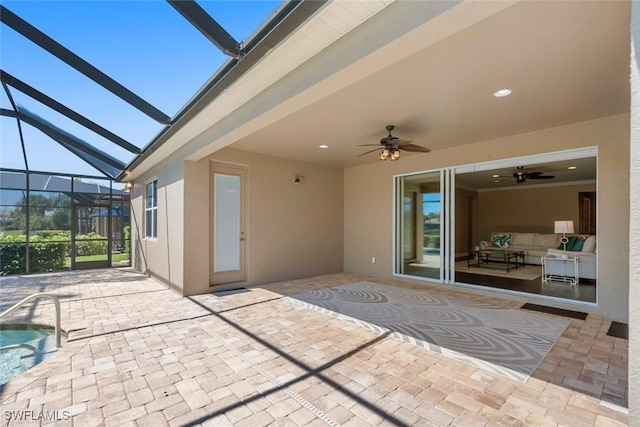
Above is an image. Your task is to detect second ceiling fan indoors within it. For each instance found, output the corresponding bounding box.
[358,125,430,161]
[495,166,555,184]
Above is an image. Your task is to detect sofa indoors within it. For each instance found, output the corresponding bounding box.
[479,232,596,280]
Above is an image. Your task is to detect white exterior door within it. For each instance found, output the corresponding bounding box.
[210,164,246,286]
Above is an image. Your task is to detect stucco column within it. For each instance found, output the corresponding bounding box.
[629,2,640,423]
[183,160,211,296]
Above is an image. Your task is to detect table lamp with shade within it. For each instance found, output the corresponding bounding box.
[554,220,574,252]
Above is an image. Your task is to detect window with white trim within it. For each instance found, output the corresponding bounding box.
[145,180,157,239]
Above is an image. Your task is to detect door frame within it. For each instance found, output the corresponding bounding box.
[209,161,248,287]
[72,203,111,270]
[452,147,598,305]
[392,169,452,283]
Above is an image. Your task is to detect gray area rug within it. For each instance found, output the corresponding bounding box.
[286,281,569,382]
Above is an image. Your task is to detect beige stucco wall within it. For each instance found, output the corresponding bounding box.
[344,113,629,320]
[182,148,344,296]
[477,183,596,241]
[130,155,185,293]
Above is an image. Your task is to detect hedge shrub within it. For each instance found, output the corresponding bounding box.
[75,233,108,256]
[0,232,108,275]
[123,225,130,256]
[0,235,66,275]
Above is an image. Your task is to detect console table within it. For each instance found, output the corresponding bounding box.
[541,254,579,285]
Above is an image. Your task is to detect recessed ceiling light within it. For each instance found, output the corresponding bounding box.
[493,89,512,98]
[492,174,500,178]
[567,166,577,170]
[318,144,329,149]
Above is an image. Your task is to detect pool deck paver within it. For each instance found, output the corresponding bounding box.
[0,268,628,426]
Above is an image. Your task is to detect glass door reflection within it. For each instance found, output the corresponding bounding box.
[396,171,443,280]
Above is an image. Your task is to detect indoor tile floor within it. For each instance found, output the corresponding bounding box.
[0,269,628,426]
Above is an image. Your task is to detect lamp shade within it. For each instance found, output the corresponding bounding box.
[554,220,574,234]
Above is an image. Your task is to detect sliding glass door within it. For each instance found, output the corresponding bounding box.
[395,170,451,281]
[394,149,597,304]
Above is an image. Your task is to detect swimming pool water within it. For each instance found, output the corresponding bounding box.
[0,326,64,386]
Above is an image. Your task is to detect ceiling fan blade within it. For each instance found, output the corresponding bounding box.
[399,144,431,153]
[357,147,382,157]
[358,144,383,147]
[528,175,555,179]
[394,139,414,146]
[525,171,544,177]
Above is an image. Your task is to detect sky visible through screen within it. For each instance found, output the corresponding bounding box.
[0,0,281,179]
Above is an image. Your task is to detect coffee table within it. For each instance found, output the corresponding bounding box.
[468,249,525,272]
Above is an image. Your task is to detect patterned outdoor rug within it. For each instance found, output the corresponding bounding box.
[286,281,570,382]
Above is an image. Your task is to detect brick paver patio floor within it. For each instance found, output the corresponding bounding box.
[0,269,628,426]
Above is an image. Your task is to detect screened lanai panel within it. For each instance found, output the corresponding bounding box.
[1,1,282,178]
[28,191,72,236]
[0,116,24,171]
[0,170,129,274]
[11,91,135,165]
[0,189,25,207]
[0,189,26,235]
[0,29,160,149]
[72,178,113,193]
[0,172,124,204]
[0,171,27,190]
[28,191,71,207]
[1,109,124,177]
[0,2,216,119]
[0,171,83,192]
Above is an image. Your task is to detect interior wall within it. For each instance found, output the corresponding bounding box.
[455,187,478,255]
[344,113,629,320]
[477,183,596,241]
[183,148,344,296]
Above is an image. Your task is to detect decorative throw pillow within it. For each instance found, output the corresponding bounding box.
[491,234,511,248]
[568,236,579,250]
[582,235,596,252]
[559,235,577,250]
[571,237,586,252]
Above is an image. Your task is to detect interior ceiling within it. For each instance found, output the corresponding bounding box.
[455,157,596,191]
[230,1,630,171]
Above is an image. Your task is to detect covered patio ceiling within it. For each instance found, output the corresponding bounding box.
[225,1,629,170]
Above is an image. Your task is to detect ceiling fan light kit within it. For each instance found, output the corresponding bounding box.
[358,125,430,161]
[380,147,401,161]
